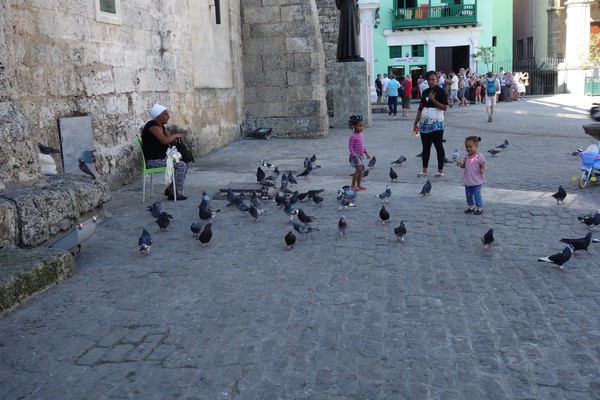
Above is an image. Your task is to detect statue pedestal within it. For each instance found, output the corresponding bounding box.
[333,61,372,128]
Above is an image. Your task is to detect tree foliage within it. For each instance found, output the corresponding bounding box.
[471,47,495,73]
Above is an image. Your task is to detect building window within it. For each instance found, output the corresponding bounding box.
[492,36,497,47]
[516,39,524,59]
[95,0,122,25]
[389,46,404,58]
[526,36,533,58]
[411,45,424,57]
[397,0,417,8]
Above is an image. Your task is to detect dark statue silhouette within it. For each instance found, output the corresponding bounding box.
[336,0,364,62]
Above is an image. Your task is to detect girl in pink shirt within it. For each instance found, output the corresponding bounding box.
[348,115,371,191]
[456,136,486,215]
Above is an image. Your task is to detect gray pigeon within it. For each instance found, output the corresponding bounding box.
[138,228,152,254]
[155,211,172,231]
[198,223,213,246]
[342,185,358,200]
[367,156,376,168]
[199,200,219,221]
[420,179,432,196]
[578,210,600,229]
[147,201,163,219]
[481,228,494,249]
[191,222,202,237]
[250,191,261,208]
[487,149,501,157]
[560,232,592,254]
[337,190,356,210]
[296,167,311,177]
[260,160,274,169]
[537,244,574,270]
[249,204,265,222]
[38,142,61,154]
[338,216,348,237]
[389,167,398,182]
[496,139,509,149]
[375,185,392,203]
[285,231,296,250]
[391,156,407,166]
[452,149,459,161]
[78,158,96,180]
[312,193,324,206]
[551,185,567,204]
[394,221,407,242]
[292,221,317,239]
[287,171,298,185]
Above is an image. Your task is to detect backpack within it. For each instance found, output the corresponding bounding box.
[398,82,405,97]
[486,78,496,96]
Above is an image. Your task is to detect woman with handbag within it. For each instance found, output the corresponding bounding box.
[141,104,188,201]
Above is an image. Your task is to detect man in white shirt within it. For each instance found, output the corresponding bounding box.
[381,73,390,103]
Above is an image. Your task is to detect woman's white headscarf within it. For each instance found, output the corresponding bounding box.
[149,104,167,119]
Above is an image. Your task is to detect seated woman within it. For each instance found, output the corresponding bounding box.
[141,104,188,201]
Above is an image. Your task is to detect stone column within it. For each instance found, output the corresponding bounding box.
[564,0,592,65]
[358,0,379,103]
[333,61,372,128]
[546,0,565,59]
[425,40,436,72]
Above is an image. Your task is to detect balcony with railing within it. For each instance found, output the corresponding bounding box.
[392,1,477,31]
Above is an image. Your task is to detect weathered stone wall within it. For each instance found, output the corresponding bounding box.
[316,0,340,115]
[241,0,329,137]
[0,0,244,190]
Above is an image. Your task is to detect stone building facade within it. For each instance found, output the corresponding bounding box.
[0,0,329,191]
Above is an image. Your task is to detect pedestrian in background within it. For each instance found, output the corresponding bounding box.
[386,74,401,116]
[381,73,390,104]
[402,75,412,117]
[456,135,486,215]
[375,74,382,105]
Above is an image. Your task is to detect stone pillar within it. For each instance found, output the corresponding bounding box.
[564,0,592,65]
[333,61,372,128]
[426,41,436,72]
[358,0,379,103]
[547,1,565,59]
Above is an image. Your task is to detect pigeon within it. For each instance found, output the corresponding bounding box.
[201,191,211,202]
[198,223,213,246]
[481,228,494,249]
[237,201,251,213]
[578,210,600,229]
[375,185,392,202]
[250,191,261,208]
[389,167,398,182]
[298,189,325,201]
[285,231,296,250]
[496,139,509,149]
[342,185,358,200]
[279,175,289,191]
[288,191,299,205]
[297,209,315,224]
[393,221,407,242]
[155,211,172,231]
[367,156,377,168]
[292,221,317,238]
[551,185,567,204]
[226,187,236,203]
[560,232,592,254]
[256,167,266,183]
[337,190,356,210]
[537,244,574,270]
[199,201,219,221]
[487,149,501,157]
[287,171,298,185]
[284,202,298,222]
[310,154,317,163]
[338,216,348,237]
[78,158,96,179]
[191,222,202,237]
[38,142,61,154]
[415,152,422,158]
[260,160,274,169]
[452,149,460,161]
[296,167,311,177]
[147,201,163,219]
[266,166,280,182]
[138,228,152,254]
[379,206,390,224]
[312,193,323,206]
[362,169,369,178]
[391,156,407,166]
[249,204,265,222]
[593,238,600,244]
[303,157,311,168]
[420,179,432,196]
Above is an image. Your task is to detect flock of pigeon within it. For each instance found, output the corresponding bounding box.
[135,144,599,272]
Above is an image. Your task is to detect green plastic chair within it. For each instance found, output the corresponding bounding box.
[135,137,166,203]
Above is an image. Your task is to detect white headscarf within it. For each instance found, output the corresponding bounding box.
[149,104,167,119]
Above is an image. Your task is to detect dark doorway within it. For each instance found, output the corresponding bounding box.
[387,65,405,79]
[435,45,470,74]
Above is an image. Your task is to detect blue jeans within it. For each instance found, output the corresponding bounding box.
[465,185,483,208]
[388,96,398,114]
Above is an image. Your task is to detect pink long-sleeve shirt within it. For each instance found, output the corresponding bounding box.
[348,132,367,157]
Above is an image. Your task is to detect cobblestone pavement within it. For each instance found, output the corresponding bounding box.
[1,95,600,399]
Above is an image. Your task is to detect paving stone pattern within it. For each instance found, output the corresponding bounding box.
[1,95,600,399]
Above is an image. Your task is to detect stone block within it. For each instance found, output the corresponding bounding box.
[285,100,325,117]
[245,102,284,116]
[0,247,74,313]
[0,199,17,249]
[243,37,285,56]
[242,54,263,74]
[281,4,313,23]
[82,68,115,96]
[245,69,287,87]
[286,37,321,53]
[261,54,295,71]
[113,67,137,93]
[243,6,281,24]
[332,61,372,128]
[287,69,323,86]
[294,52,324,68]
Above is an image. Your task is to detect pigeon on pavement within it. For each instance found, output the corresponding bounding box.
[537,245,574,270]
[249,204,265,222]
[285,231,296,249]
[337,190,356,210]
[391,156,407,166]
[297,167,311,177]
[338,216,348,237]
[38,143,61,154]
[310,154,317,163]
[155,211,172,231]
[375,185,392,202]
[287,171,298,185]
[78,158,96,180]
[292,221,317,239]
[389,167,398,182]
[297,209,315,224]
[312,193,324,206]
[138,228,153,254]
[379,206,390,224]
[260,160,274,169]
[368,156,376,168]
[496,139,509,149]
[394,221,407,242]
[487,149,501,157]
[147,201,163,219]
[420,179,432,196]
[551,185,567,204]
[256,167,266,183]
[198,223,213,246]
[481,228,494,249]
[342,185,358,200]
[578,210,600,229]
[191,222,202,237]
[452,149,459,161]
[560,232,592,254]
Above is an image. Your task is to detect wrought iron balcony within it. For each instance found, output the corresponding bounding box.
[391,3,477,31]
